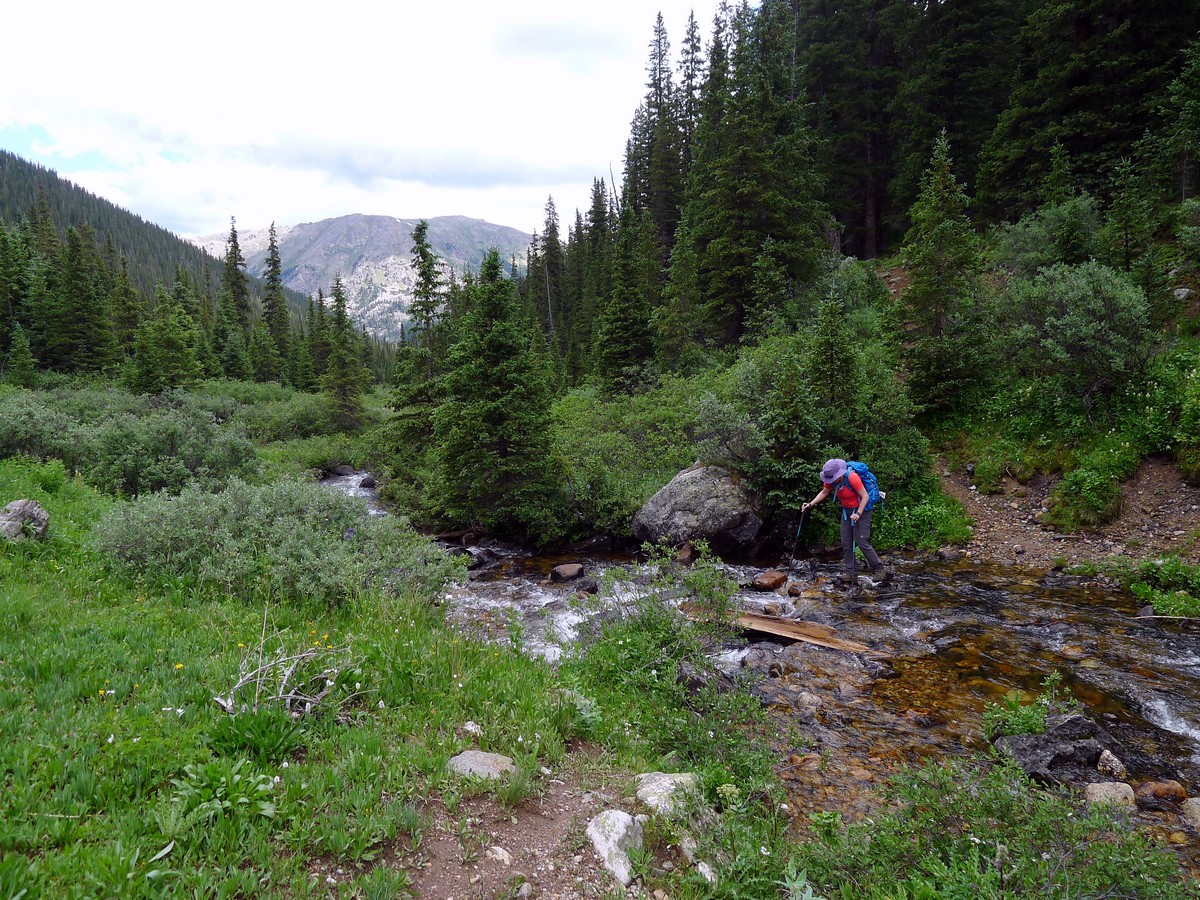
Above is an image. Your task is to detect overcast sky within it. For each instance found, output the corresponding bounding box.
[1,1,721,240]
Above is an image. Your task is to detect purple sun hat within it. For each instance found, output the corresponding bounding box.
[821,458,847,483]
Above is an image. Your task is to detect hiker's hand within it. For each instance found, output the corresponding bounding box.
[850,512,860,522]
[801,502,810,512]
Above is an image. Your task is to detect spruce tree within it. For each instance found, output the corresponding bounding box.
[432,249,558,538]
[408,219,444,360]
[220,216,251,330]
[3,322,36,386]
[262,223,290,365]
[321,277,371,429]
[900,131,982,413]
[127,285,202,394]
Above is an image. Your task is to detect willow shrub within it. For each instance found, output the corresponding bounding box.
[92,478,463,608]
[0,386,258,496]
[550,379,699,539]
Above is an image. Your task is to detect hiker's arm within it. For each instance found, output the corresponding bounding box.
[850,472,869,521]
[802,487,830,511]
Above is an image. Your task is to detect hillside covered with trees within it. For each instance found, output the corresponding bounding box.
[5,2,1200,896]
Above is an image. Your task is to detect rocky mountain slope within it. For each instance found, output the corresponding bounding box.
[193,214,530,340]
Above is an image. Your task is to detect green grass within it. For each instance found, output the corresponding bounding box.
[2,456,1193,898]
[0,457,579,895]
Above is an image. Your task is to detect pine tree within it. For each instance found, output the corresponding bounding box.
[432,249,558,538]
[887,0,1025,227]
[321,277,371,429]
[595,211,655,393]
[977,0,1200,216]
[408,219,444,359]
[51,225,116,372]
[262,222,290,365]
[110,256,143,358]
[680,4,825,345]
[3,321,36,386]
[127,285,202,394]
[220,216,251,330]
[796,0,902,257]
[248,320,283,382]
[900,131,983,413]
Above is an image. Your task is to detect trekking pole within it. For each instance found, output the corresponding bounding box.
[787,508,809,575]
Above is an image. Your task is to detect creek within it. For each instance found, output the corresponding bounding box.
[324,471,1200,871]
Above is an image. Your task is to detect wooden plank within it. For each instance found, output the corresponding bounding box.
[681,603,884,656]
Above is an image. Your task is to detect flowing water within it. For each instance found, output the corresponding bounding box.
[325,473,1200,870]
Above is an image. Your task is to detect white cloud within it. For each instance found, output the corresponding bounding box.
[1,1,720,238]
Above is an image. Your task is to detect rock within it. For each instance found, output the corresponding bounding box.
[676,661,737,695]
[1,500,49,543]
[936,548,962,562]
[903,708,939,728]
[992,712,1112,785]
[1134,780,1187,810]
[632,465,763,552]
[752,569,788,591]
[586,809,643,886]
[575,576,600,594]
[359,474,376,488]
[517,883,534,899]
[1084,782,1136,808]
[1182,797,1200,829]
[635,772,699,816]
[486,846,513,866]
[676,541,699,565]
[1096,749,1128,780]
[446,750,515,781]
[1176,287,1195,303]
[550,563,585,582]
[330,464,355,476]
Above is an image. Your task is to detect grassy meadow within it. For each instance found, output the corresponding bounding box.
[0,382,1195,898]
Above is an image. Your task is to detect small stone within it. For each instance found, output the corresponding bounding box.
[487,846,514,866]
[1181,797,1200,829]
[517,884,534,899]
[753,569,788,591]
[1134,780,1187,809]
[1084,782,1136,808]
[1169,832,1189,845]
[1097,749,1127,780]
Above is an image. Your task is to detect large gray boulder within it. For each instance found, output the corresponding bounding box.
[632,465,762,552]
[1,499,49,543]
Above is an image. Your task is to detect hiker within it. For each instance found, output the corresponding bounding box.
[801,458,893,584]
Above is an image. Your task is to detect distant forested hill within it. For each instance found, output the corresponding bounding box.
[0,150,308,315]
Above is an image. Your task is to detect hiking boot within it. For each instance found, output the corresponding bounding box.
[873,565,895,583]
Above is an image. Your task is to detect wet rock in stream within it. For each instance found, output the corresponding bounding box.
[992,712,1121,786]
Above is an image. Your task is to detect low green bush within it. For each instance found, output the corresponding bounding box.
[794,755,1192,899]
[982,671,1076,740]
[0,387,260,496]
[85,408,258,497]
[1045,431,1142,531]
[1118,555,1200,617]
[92,478,463,608]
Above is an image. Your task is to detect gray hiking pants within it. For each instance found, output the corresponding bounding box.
[841,507,883,575]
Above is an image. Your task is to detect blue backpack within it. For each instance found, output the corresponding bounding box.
[844,461,882,511]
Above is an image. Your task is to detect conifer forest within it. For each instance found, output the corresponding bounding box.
[6,2,1200,897]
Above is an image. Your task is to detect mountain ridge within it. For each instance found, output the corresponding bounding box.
[192,214,531,340]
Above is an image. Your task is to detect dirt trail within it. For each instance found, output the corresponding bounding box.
[937,455,1200,571]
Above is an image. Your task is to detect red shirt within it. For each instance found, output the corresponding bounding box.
[825,470,865,510]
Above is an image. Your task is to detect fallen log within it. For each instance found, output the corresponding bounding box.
[680,603,885,657]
